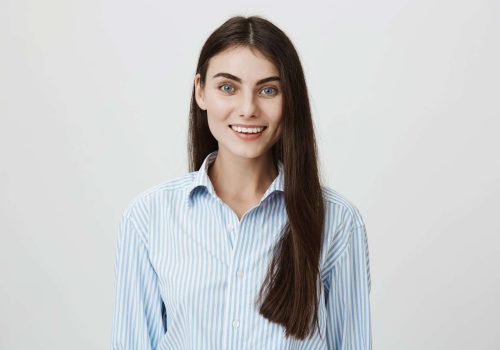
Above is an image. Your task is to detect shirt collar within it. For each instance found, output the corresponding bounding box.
[186,150,284,209]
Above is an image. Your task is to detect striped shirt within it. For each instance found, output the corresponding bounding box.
[112,150,372,349]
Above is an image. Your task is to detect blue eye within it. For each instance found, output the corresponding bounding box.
[261,87,278,96]
[219,84,234,93]
[218,83,278,96]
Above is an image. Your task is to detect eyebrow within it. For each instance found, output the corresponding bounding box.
[212,72,280,85]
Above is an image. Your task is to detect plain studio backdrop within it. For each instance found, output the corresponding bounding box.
[1,0,499,349]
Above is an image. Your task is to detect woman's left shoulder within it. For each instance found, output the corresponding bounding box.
[319,185,369,273]
[320,185,366,230]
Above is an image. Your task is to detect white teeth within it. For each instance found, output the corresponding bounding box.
[231,125,265,134]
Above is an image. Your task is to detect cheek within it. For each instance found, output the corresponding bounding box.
[274,121,284,139]
[206,101,232,135]
[266,97,283,121]
[269,106,283,126]
[205,92,233,117]
[271,103,284,136]
[206,115,226,136]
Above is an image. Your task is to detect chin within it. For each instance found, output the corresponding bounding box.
[233,147,273,161]
[232,149,261,158]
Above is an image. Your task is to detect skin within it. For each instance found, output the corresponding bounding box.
[194,45,284,220]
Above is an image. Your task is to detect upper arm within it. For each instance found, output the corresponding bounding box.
[111,210,167,349]
[324,209,372,349]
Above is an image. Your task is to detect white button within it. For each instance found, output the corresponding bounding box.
[226,223,233,231]
[232,319,240,328]
[237,270,244,279]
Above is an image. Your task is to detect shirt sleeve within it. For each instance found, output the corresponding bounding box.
[325,224,372,350]
[111,211,167,349]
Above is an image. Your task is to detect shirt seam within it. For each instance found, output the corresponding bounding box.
[321,224,365,284]
[124,211,149,252]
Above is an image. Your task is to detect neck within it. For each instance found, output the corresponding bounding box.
[207,148,278,202]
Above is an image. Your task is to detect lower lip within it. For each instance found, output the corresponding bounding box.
[230,126,266,140]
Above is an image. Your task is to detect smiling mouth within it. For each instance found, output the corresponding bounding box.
[228,125,267,134]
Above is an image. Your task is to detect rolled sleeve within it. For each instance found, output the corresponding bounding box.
[112,212,166,349]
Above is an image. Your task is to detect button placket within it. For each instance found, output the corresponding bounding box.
[219,206,248,346]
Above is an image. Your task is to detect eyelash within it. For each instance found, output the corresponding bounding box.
[218,83,279,96]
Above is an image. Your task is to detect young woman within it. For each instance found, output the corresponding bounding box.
[112,15,371,349]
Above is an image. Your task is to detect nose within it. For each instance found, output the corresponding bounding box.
[238,90,258,118]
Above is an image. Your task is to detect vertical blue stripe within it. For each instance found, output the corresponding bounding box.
[112,150,372,349]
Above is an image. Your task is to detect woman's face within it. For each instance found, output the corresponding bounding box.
[194,46,283,160]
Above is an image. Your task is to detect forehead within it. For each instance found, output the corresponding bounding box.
[207,46,279,81]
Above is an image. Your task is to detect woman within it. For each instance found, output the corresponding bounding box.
[112,15,371,349]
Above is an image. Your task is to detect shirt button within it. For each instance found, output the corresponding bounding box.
[237,270,244,279]
[232,319,240,328]
[226,223,233,231]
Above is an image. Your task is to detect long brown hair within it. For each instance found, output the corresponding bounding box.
[187,15,325,340]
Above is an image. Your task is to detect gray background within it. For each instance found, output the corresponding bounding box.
[1,0,499,349]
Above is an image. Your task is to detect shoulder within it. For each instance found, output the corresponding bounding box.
[321,185,366,229]
[121,171,197,229]
[320,185,368,274]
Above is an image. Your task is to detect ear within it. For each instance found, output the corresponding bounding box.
[194,73,207,110]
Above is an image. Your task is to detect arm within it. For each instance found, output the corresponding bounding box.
[111,212,167,349]
[325,224,372,349]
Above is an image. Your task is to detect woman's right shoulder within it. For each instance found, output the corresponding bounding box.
[121,170,197,219]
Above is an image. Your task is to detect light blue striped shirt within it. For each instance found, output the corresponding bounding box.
[112,150,371,349]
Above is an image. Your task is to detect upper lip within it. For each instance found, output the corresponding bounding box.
[230,124,267,128]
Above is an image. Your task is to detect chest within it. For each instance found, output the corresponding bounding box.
[148,199,287,307]
[146,194,331,347]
